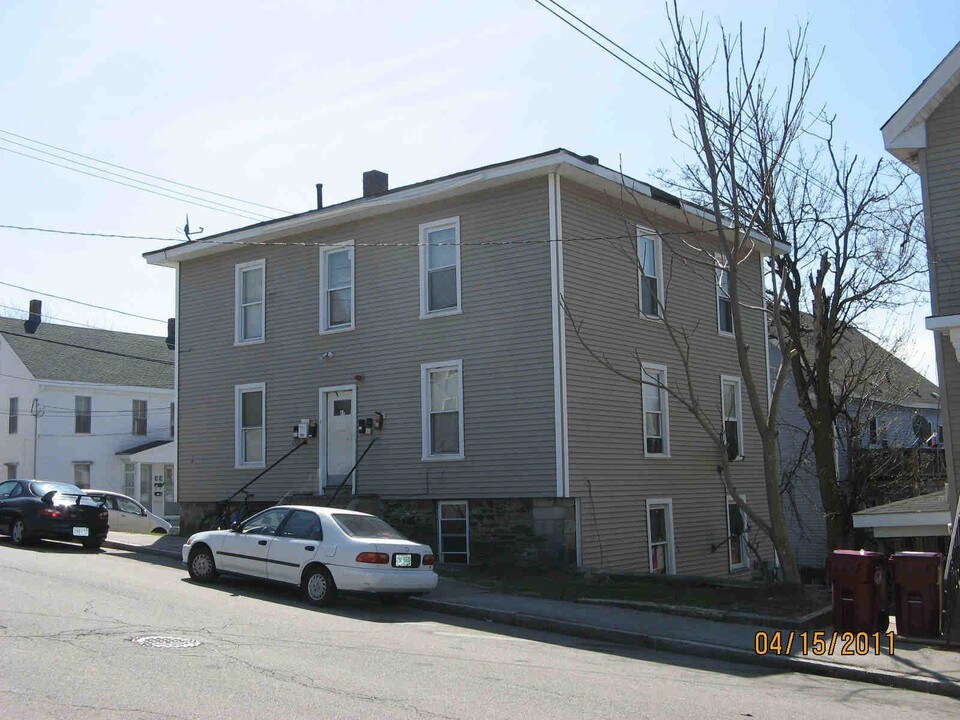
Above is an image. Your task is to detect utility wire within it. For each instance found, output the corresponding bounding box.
[0,146,265,222]
[0,224,179,242]
[0,136,276,220]
[0,280,167,323]
[534,0,910,238]
[0,128,292,214]
[0,331,173,366]
[0,304,118,331]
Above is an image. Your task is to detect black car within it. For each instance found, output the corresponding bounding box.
[0,480,109,550]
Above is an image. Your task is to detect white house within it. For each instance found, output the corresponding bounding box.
[0,301,177,521]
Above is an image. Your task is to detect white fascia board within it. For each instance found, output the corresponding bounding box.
[925,314,960,331]
[853,511,951,529]
[144,151,781,268]
[38,379,174,394]
[882,42,960,153]
[871,524,952,539]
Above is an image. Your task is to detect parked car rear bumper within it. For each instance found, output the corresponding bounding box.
[328,565,438,593]
[31,518,108,541]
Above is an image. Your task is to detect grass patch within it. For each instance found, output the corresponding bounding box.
[438,567,830,618]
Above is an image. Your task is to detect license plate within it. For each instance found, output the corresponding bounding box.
[394,554,412,567]
[72,527,89,537]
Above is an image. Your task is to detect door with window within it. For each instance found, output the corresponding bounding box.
[267,510,324,584]
[218,507,290,577]
[320,388,356,491]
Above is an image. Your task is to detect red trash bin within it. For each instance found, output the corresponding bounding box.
[889,552,943,638]
[826,550,888,633]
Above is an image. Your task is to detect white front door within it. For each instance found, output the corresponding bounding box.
[321,388,356,492]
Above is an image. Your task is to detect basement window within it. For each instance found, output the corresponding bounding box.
[438,501,469,564]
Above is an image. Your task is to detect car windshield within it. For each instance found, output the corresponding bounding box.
[332,514,408,540]
[30,481,85,497]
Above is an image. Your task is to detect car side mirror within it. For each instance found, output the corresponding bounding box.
[41,490,57,505]
[231,521,242,532]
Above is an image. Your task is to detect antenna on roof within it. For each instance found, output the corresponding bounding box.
[178,214,204,242]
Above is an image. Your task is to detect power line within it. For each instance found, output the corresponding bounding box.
[0,304,122,330]
[0,136,276,220]
[533,0,909,238]
[0,330,173,366]
[0,280,167,323]
[0,224,179,242]
[0,145,265,222]
[0,128,292,214]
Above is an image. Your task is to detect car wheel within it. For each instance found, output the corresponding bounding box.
[188,546,218,583]
[11,518,28,546]
[82,539,103,551]
[151,528,168,535]
[301,566,337,607]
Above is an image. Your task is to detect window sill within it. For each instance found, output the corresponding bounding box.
[717,330,736,339]
[234,338,265,347]
[319,324,355,336]
[643,452,672,459]
[422,454,465,462]
[639,312,663,322]
[420,307,462,320]
[235,463,266,470]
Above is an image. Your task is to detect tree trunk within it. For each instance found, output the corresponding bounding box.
[763,432,802,584]
[809,409,850,550]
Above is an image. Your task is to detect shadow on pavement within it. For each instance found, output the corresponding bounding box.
[89,543,801,684]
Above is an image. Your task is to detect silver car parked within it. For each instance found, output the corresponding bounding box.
[86,490,173,534]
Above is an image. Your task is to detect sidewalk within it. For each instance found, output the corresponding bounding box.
[103,532,960,699]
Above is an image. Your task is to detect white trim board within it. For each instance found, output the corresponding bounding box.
[549,173,570,498]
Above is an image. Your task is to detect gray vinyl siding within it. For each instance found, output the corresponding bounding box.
[560,179,773,576]
[177,177,557,503]
[924,84,960,518]
[925,85,960,316]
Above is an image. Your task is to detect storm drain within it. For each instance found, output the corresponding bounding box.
[132,635,202,649]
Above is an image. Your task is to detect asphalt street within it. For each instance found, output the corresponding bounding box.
[0,539,956,719]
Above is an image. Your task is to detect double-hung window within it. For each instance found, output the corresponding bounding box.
[132,400,147,436]
[716,254,734,335]
[720,376,743,461]
[646,500,675,574]
[641,364,669,457]
[638,228,662,318]
[123,462,136,497]
[419,217,461,318]
[235,259,265,344]
[7,397,17,434]
[319,241,355,332]
[727,498,749,570]
[235,383,266,468]
[421,360,464,460]
[73,462,91,489]
[75,396,91,434]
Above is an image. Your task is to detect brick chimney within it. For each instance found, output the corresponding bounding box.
[166,318,176,349]
[362,170,388,198]
[25,299,42,333]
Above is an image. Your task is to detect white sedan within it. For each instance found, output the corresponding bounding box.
[182,505,438,606]
[86,490,173,534]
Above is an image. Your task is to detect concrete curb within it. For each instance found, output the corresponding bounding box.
[577,597,833,631]
[103,541,958,700]
[102,539,182,561]
[408,597,960,700]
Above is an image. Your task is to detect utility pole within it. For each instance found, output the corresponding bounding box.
[30,399,43,478]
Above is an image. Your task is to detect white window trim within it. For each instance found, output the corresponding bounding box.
[72,461,92,489]
[646,498,676,574]
[637,226,663,320]
[419,217,462,319]
[235,382,266,469]
[720,374,744,461]
[726,495,750,571]
[235,259,266,346]
[715,252,735,338]
[641,363,671,458]
[421,359,465,461]
[319,240,356,334]
[437,500,470,564]
[317,384,358,493]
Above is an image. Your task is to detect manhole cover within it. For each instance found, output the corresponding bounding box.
[132,635,201,649]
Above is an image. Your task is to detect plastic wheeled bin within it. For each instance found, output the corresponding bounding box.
[889,552,943,638]
[826,550,888,633]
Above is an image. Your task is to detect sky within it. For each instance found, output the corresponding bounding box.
[0,0,956,381]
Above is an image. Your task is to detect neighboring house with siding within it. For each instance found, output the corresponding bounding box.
[0,303,177,520]
[775,323,942,569]
[882,42,960,573]
[145,148,782,576]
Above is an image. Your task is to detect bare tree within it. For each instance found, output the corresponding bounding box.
[760,122,928,550]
